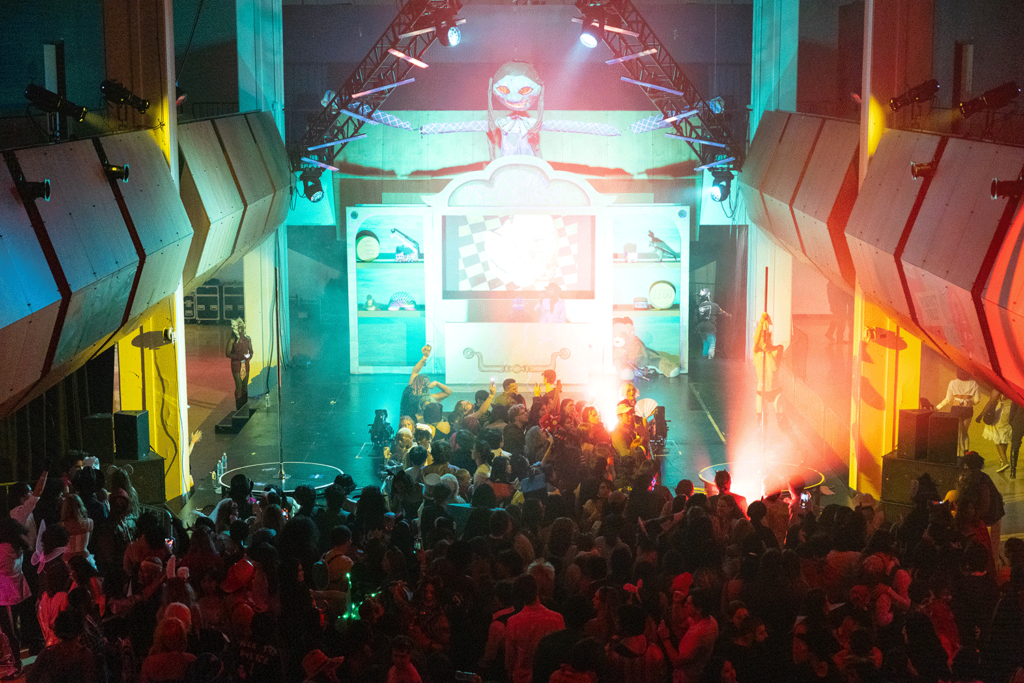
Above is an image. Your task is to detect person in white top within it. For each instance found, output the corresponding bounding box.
[9,471,47,552]
[535,283,566,323]
[935,369,980,455]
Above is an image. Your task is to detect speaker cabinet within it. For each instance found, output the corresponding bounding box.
[881,456,960,505]
[928,412,960,465]
[897,409,931,459]
[114,410,149,461]
[82,413,114,462]
[115,451,165,505]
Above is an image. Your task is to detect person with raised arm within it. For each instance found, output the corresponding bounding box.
[400,345,452,422]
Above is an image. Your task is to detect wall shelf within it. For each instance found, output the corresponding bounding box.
[356,260,424,268]
[358,308,425,317]
[612,305,681,316]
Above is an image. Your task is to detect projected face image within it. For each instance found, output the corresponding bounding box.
[483,215,560,289]
[443,213,592,297]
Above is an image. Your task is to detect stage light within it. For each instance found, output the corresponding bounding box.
[175,84,187,106]
[435,4,463,47]
[991,177,1024,199]
[300,170,325,203]
[959,81,1020,119]
[709,170,733,203]
[24,83,87,122]
[18,179,51,202]
[708,96,725,114]
[437,21,461,47]
[100,80,150,113]
[579,16,601,48]
[889,79,939,111]
[104,163,130,183]
[910,161,935,180]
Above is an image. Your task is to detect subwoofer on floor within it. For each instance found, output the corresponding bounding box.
[880,455,960,505]
[115,451,165,505]
[928,412,960,465]
[114,410,149,460]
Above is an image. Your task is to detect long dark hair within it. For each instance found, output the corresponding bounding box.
[0,517,29,552]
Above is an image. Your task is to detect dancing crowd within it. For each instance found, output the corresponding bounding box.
[1,347,1022,683]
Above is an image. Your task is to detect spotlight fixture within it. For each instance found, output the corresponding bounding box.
[910,161,935,180]
[579,15,602,48]
[435,3,463,47]
[959,81,1020,119]
[709,170,733,203]
[889,79,940,112]
[104,163,130,183]
[437,18,461,47]
[991,176,1024,199]
[100,80,150,113]
[18,179,51,202]
[707,97,726,115]
[24,83,87,122]
[300,170,325,203]
[175,84,187,106]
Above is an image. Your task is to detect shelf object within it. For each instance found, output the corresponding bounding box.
[355,230,381,261]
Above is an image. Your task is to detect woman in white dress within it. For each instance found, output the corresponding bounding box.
[978,391,1014,472]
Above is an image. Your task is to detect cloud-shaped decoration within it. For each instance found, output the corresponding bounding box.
[423,156,615,209]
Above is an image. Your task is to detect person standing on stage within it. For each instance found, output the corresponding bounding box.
[226,319,253,410]
[935,368,980,456]
[824,280,851,343]
[753,313,784,428]
[536,283,566,323]
[696,288,730,359]
[1008,401,1024,479]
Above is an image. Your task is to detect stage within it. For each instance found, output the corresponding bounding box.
[182,318,763,517]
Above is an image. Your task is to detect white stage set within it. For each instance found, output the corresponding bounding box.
[347,156,690,384]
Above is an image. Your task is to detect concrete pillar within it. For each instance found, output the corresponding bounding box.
[242,233,285,401]
[237,0,289,372]
[106,0,191,505]
[750,0,799,137]
[850,0,934,494]
[747,230,793,355]
[748,0,798,360]
[237,0,285,136]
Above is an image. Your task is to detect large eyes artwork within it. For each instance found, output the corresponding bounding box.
[519,86,533,95]
[497,85,511,94]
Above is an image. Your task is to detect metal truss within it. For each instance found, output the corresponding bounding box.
[298,0,458,171]
[583,0,742,171]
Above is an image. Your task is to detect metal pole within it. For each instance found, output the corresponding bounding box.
[274,267,288,483]
[761,266,769,487]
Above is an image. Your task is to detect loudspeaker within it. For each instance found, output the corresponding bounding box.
[81,413,114,462]
[928,412,959,465]
[897,409,931,459]
[115,451,165,505]
[114,410,149,460]
[881,456,960,505]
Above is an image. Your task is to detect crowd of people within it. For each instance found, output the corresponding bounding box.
[2,351,1022,683]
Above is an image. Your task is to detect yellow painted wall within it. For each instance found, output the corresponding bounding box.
[849,292,922,496]
[116,287,190,502]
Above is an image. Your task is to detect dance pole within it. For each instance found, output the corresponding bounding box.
[274,267,288,483]
[761,267,769,485]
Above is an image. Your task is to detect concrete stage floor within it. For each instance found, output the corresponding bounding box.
[180,319,1023,544]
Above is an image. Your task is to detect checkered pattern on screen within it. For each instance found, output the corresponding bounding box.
[455,215,580,292]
